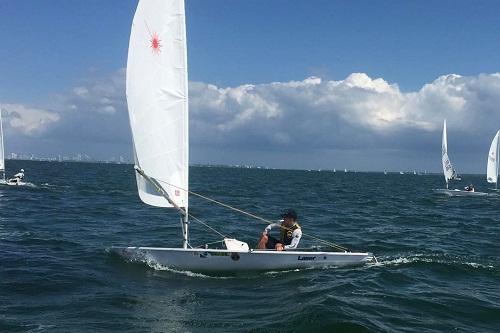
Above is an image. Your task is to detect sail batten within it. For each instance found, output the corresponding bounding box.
[126,0,189,209]
[487,130,499,186]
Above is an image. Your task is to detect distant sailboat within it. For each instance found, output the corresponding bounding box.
[0,106,5,183]
[0,107,26,187]
[441,119,457,188]
[111,0,375,272]
[436,120,486,196]
[487,130,499,190]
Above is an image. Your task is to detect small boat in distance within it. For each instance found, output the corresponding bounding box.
[435,120,486,196]
[0,106,27,187]
[0,106,5,184]
[487,130,500,190]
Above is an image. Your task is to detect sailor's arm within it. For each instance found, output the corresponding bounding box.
[263,223,280,235]
[284,229,302,250]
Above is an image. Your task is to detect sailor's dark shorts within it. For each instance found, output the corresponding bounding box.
[266,235,282,249]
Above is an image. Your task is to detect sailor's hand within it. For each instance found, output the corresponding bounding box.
[275,243,284,251]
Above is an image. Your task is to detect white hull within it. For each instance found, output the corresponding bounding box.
[111,247,374,272]
[3,180,26,186]
[434,189,488,197]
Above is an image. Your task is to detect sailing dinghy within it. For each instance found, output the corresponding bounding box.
[111,0,375,272]
[0,106,28,187]
[434,120,486,196]
[487,130,499,190]
[0,106,5,184]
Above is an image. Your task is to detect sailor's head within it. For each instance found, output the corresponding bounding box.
[281,208,298,225]
[20,169,24,172]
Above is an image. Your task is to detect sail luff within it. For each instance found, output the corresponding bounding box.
[487,130,499,186]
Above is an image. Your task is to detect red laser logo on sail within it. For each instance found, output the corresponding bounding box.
[150,32,162,54]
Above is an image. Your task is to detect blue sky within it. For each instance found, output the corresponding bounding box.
[1,0,500,172]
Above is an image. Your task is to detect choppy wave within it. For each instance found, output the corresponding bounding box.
[2,161,500,333]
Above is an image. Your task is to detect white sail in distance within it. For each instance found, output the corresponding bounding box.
[0,106,5,175]
[487,130,499,186]
[441,120,456,184]
[126,0,189,209]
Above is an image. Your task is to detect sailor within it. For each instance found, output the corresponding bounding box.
[257,208,302,251]
[9,168,24,184]
[464,184,474,192]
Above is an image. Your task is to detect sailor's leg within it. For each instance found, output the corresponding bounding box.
[256,233,268,249]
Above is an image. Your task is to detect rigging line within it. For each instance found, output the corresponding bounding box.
[156,179,349,252]
[134,167,226,242]
[187,212,227,239]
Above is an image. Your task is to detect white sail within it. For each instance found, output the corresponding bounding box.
[0,106,5,175]
[487,130,499,185]
[126,0,189,209]
[441,119,456,183]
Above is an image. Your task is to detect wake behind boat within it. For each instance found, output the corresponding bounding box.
[111,0,375,273]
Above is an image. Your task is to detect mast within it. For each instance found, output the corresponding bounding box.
[181,214,189,249]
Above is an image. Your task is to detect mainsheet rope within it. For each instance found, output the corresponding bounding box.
[157,179,349,252]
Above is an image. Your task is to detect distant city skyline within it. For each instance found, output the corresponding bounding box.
[6,151,130,164]
[1,1,500,173]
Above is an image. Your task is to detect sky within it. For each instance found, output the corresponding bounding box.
[1,0,500,172]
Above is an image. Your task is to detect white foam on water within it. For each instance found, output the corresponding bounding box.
[371,254,496,270]
[463,262,494,269]
[134,253,234,279]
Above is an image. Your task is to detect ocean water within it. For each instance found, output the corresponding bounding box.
[1,160,499,332]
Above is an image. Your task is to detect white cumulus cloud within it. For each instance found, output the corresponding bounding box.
[4,69,500,171]
[1,104,60,135]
